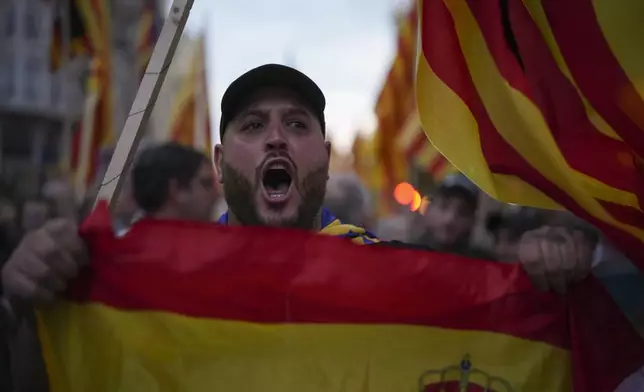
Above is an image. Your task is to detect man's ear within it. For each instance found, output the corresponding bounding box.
[213,144,224,183]
[324,141,332,178]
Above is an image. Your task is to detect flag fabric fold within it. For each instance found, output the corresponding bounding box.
[35,202,644,391]
[415,0,644,266]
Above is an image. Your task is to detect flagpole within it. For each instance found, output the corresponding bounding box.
[95,0,194,209]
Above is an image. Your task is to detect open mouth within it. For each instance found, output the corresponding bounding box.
[262,167,293,202]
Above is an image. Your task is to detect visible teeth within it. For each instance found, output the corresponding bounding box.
[270,194,284,199]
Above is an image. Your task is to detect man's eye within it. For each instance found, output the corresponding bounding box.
[241,122,263,131]
[287,120,306,129]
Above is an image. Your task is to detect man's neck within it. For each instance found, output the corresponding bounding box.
[226,210,323,232]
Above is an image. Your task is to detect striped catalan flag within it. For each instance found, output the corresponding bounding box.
[71,59,102,198]
[69,0,114,196]
[50,0,88,70]
[375,7,418,212]
[387,4,456,184]
[416,0,644,265]
[169,35,212,156]
[35,202,644,391]
[398,112,457,183]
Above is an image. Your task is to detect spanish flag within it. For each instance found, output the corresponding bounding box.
[415,0,644,265]
[35,202,644,391]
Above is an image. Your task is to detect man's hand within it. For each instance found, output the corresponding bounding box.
[1,219,87,303]
[518,226,593,294]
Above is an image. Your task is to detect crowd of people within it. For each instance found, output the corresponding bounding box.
[0,64,641,391]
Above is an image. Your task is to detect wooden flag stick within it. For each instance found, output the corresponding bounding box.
[95,0,194,210]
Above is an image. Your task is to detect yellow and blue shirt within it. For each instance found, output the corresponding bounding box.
[218,208,379,245]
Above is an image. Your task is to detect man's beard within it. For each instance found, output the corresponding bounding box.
[221,162,328,230]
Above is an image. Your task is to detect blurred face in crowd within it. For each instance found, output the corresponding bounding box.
[214,87,331,229]
[169,162,217,221]
[423,192,475,248]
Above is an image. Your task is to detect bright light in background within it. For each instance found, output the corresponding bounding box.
[394,181,429,213]
[410,190,422,212]
[393,182,414,205]
[169,0,408,152]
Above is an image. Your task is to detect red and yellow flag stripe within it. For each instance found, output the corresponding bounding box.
[50,1,88,71]
[77,0,113,146]
[69,0,113,194]
[71,60,102,197]
[35,203,644,391]
[416,0,644,264]
[398,112,457,183]
[375,5,418,211]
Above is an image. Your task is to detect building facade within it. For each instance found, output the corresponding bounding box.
[0,0,164,198]
[0,0,66,196]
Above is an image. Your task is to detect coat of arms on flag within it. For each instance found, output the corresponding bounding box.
[419,354,513,391]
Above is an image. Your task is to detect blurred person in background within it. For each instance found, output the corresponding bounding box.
[547,209,644,338]
[73,143,216,230]
[132,142,217,222]
[517,210,598,293]
[324,172,373,229]
[375,214,412,242]
[0,142,218,392]
[411,174,494,259]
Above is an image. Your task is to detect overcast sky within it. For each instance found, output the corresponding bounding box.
[169,0,409,152]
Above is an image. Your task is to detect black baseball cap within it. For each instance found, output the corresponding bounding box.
[219,64,326,138]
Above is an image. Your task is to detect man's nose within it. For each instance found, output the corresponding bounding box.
[264,123,288,151]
